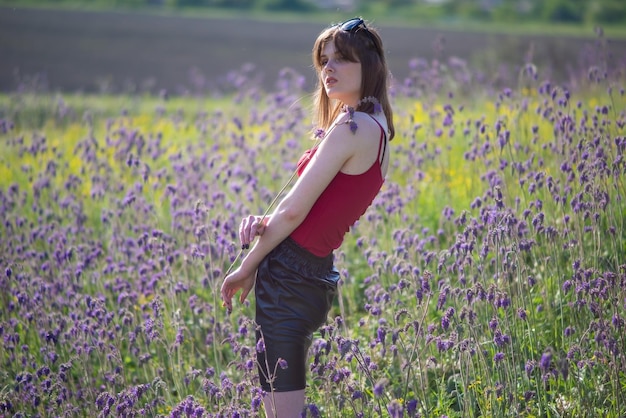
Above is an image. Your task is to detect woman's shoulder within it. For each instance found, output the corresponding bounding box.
[352,111,388,138]
[332,111,385,136]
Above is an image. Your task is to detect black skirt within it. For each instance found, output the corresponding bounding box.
[255,237,339,392]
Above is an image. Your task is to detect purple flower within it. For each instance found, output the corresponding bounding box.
[406,399,418,414]
[373,380,386,397]
[562,280,572,293]
[436,286,449,310]
[95,391,114,410]
[175,329,184,346]
[349,120,358,134]
[525,360,535,377]
[377,327,386,344]
[612,314,624,329]
[387,399,404,418]
[307,403,321,418]
[489,317,498,331]
[278,358,288,370]
[441,315,450,330]
[251,394,262,410]
[436,338,453,352]
[493,330,510,347]
[540,352,552,373]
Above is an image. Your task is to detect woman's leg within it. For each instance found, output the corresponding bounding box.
[263,389,305,418]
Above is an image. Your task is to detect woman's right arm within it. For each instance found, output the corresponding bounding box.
[221,116,362,310]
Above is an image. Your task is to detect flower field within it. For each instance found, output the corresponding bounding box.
[1,45,625,417]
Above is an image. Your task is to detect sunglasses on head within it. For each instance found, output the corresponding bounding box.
[339,17,367,32]
[336,18,380,55]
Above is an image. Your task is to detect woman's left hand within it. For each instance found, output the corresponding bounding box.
[220,266,256,313]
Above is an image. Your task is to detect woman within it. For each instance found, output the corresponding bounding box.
[221,17,395,417]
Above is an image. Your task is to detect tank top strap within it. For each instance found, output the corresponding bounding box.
[368,114,387,166]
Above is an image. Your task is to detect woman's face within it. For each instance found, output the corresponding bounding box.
[320,41,362,107]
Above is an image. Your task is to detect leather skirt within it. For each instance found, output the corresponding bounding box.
[255,237,339,392]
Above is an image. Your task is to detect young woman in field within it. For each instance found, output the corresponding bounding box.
[221,17,395,417]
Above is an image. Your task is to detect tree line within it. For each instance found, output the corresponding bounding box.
[437,0,626,24]
[15,0,626,24]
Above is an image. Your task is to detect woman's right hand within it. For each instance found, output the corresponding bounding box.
[240,215,267,249]
[221,265,256,313]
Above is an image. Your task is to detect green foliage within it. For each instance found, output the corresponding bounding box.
[2,0,626,25]
[161,0,256,8]
[443,0,491,20]
[256,0,315,12]
[589,0,626,24]
[537,0,587,23]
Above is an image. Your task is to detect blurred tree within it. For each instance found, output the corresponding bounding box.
[173,0,208,7]
[443,0,491,20]
[492,0,535,22]
[588,0,626,23]
[110,0,151,8]
[11,0,626,24]
[207,0,255,8]
[382,0,415,6]
[538,0,587,23]
[257,0,316,11]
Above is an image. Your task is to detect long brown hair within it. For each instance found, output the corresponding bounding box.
[312,19,395,140]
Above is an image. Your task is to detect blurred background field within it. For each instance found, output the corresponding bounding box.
[1,0,626,95]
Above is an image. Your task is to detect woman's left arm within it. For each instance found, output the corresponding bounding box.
[221,118,362,310]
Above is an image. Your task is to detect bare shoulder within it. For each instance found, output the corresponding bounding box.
[323,111,388,175]
[328,111,383,144]
[351,111,386,137]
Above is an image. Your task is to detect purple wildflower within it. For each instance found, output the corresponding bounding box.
[406,399,418,414]
[441,315,450,330]
[373,380,386,397]
[387,399,404,418]
[256,338,265,353]
[307,403,321,418]
[540,352,552,373]
[489,317,498,331]
[525,360,535,377]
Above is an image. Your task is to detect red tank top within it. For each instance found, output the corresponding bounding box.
[290,116,387,257]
